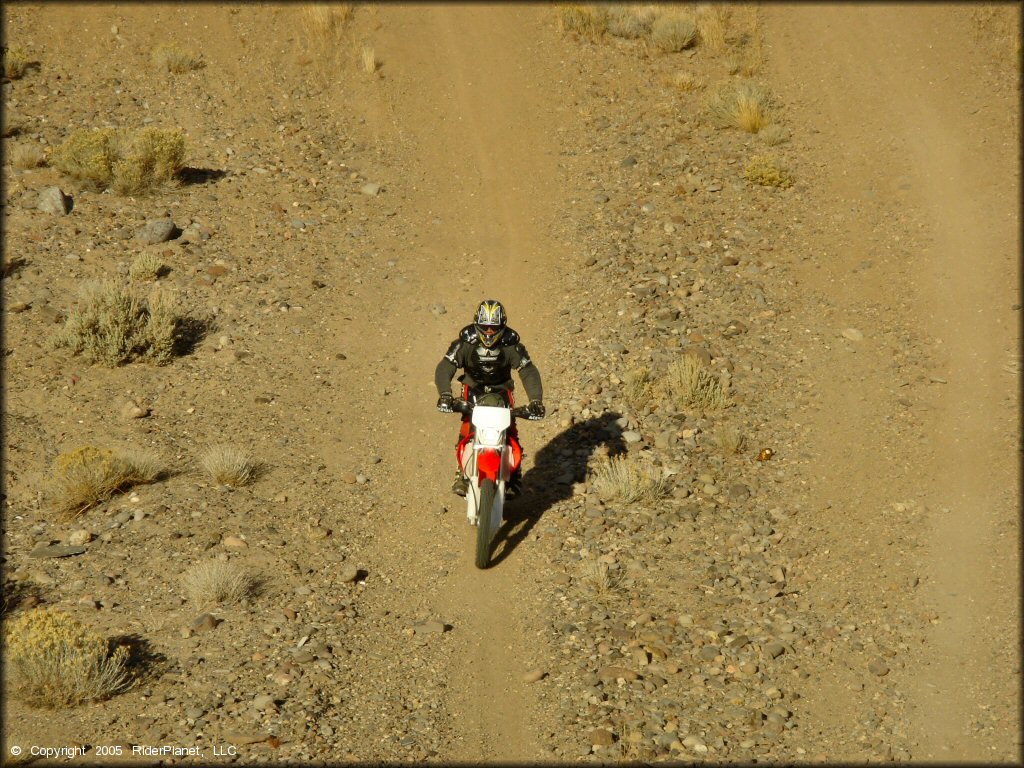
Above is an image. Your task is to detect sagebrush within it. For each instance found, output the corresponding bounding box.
[622,366,653,410]
[558,4,609,38]
[52,127,185,194]
[5,607,133,707]
[49,281,180,366]
[651,12,697,52]
[3,46,31,79]
[591,454,671,504]
[745,153,793,188]
[50,445,162,517]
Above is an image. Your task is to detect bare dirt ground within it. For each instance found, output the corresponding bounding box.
[2,3,1019,765]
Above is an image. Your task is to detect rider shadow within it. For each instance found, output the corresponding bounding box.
[489,411,626,567]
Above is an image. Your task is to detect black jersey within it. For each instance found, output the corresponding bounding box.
[435,325,543,401]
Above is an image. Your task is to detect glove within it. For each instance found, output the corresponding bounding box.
[527,400,545,419]
[437,393,455,413]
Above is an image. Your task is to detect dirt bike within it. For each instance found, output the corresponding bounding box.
[449,392,539,569]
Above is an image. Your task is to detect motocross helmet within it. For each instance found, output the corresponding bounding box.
[474,299,507,348]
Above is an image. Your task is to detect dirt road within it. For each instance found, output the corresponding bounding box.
[319,5,572,760]
[763,4,1020,760]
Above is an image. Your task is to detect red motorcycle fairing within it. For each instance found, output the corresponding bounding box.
[476,447,502,482]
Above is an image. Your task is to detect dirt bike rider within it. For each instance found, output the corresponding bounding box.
[435,299,545,499]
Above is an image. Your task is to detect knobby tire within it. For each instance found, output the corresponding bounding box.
[475,479,497,569]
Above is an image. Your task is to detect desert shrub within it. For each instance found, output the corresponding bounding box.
[715,423,746,455]
[199,444,258,487]
[704,79,773,132]
[151,43,203,73]
[5,607,132,707]
[50,445,162,517]
[695,4,728,52]
[651,12,697,52]
[182,561,259,606]
[558,4,609,38]
[622,366,653,410]
[3,46,31,79]
[744,153,793,188]
[759,123,788,146]
[606,4,652,39]
[52,127,185,194]
[128,252,164,281]
[49,281,180,366]
[665,354,728,411]
[591,454,671,504]
[12,142,46,169]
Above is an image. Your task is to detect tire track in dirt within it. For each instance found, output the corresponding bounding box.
[763,5,1019,760]
[317,5,571,760]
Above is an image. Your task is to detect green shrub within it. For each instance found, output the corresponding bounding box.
[744,153,793,188]
[52,127,185,194]
[651,12,697,52]
[48,281,180,366]
[5,607,133,707]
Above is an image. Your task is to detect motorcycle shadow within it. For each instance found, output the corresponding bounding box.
[489,412,626,567]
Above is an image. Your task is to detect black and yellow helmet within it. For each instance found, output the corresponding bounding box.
[474,299,507,348]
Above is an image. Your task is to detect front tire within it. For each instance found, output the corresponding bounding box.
[475,479,497,569]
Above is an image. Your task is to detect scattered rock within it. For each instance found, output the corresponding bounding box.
[29,543,86,559]
[222,535,248,549]
[841,327,864,342]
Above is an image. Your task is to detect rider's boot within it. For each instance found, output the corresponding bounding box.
[452,471,469,497]
[506,467,523,499]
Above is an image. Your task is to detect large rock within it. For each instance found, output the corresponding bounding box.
[37,186,72,215]
[136,218,178,245]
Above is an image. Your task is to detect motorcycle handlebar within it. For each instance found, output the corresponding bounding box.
[450,398,538,420]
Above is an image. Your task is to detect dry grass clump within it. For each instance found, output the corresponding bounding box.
[151,43,203,73]
[651,11,697,52]
[695,4,728,52]
[622,366,653,410]
[128,252,164,282]
[665,354,728,411]
[49,281,180,366]
[302,3,354,46]
[50,445,162,517]
[5,608,133,708]
[52,127,185,194]
[715,423,746,455]
[200,444,258,487]
[665,71,705,92]
[558,4,609,39]
[591,454,671,504]
[361,44,377,73]
[606,4,656,39]
[704,79,774,133]
[12,142,46,169]
[580,560,624,601]
[182,561,259,606]
[3,46,31,79]
[744,153,794,188]
[759,123,788,146]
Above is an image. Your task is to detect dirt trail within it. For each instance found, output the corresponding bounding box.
[763,5,1020,760]
[319,5,570,760]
